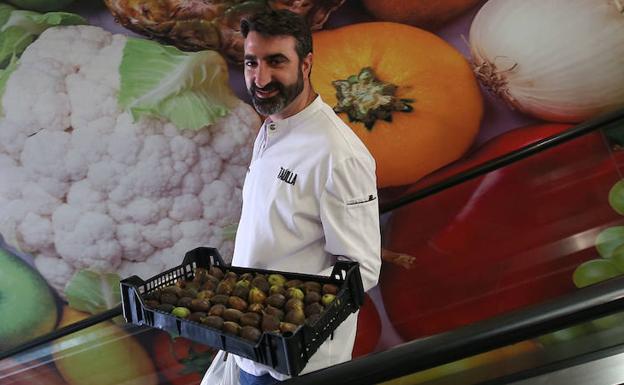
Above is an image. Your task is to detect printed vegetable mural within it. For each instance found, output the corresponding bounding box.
[0,0,624,384]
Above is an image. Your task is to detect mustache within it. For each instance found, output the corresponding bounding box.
[250,82,283,94]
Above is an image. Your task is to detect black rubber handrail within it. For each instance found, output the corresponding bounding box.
[284,275,624,385]
[0,304,122,361]
[380,107,624,214]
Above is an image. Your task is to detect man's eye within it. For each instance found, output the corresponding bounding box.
[245,61,257,68]
[269,58,285,66]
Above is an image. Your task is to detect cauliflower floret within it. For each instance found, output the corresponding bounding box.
[0,25,259,296]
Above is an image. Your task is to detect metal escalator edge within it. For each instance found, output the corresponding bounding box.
[284,275,624,385]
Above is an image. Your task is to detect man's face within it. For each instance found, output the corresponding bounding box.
[243,31,308,116]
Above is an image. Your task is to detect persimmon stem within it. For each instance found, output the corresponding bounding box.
[332,67,414,130]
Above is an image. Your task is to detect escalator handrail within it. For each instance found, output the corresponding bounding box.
[380,107,624,214]
[0,304,122,361]
[284,274,624,384]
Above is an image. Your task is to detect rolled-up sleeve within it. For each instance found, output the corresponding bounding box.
[319,156,381,292]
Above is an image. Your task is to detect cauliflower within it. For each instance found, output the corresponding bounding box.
[0,25,260,295]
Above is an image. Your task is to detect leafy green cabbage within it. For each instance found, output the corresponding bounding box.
[119,37,238,131]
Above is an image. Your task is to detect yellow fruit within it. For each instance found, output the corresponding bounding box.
[53,306,157,385]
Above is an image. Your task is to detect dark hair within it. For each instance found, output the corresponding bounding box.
[240,10,313,60]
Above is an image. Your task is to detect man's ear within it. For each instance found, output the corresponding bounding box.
[302,52,313,78]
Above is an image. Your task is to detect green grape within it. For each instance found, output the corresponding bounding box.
[595,226,624,258]
[592,313,624,331]
[609,180,624,215]
[610,244,624,272]
[572,259,622,288]
[538,324,592,346]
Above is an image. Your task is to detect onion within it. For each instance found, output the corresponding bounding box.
[469,0,624,123]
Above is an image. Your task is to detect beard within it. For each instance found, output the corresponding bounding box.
[248,68,304,116]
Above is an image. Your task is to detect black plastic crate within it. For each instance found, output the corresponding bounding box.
[120,247,365,376]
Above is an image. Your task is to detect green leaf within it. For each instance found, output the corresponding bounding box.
[64,270,122,315]
[119,37,238,131]
[221,222,239,241]
[0,4,16,26]
[0,54,18,114]
[0,9,85,67]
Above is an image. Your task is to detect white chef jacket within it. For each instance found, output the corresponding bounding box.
[231,95,381,380]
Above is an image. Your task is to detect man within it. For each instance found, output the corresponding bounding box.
[232,9,381,384]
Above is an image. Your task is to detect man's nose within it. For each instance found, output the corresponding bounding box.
[254,63,271,88]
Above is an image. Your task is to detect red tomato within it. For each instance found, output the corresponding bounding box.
[352,294,382,358]
[150,330,216,385]
[381,124,624,341]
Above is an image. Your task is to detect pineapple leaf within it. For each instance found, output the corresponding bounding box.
[119,37,238,131]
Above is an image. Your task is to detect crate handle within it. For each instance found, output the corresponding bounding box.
[182,247,226,268]
[331,261,365,308]
[120,275,146,324]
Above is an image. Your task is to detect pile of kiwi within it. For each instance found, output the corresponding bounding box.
[142,266,339,343]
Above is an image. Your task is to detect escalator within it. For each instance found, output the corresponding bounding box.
[3,109,624,385]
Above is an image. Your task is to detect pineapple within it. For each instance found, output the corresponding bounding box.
[104,0,345,63]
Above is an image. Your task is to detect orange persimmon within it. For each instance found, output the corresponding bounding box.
[311,22,483,187]
[362,0,482,30]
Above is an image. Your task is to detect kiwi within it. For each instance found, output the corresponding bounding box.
[223,321,241,335]
[286,287,304,300]
[266,294,286,308]
[285,279,303,289]
[240,326,262,343]
[248,287,267,304]
[279,322,299,334]
[284,298,304,312]
[197,289,215,301]
[227,296,248,312]
[216,281,234,295]
[160,293,178,305]
[269,285,287,296]
[304,291,321,304]
[261,314,280,332]
[177,296,193,308]
[248,303,265,314]
[156,303,175,313]
[232,285,250,300]
[145,299,160,308]
[264,306,284,321]
[224,271,238,281]
[223,308,243,323]
[322,284,339,295]
[161,285,182,297]
[208,266,224,280]
[251,276,270,293]
[202,315,224,330]
[208,304,226,317]
[285,309,305,325]
[305,302,324,317]
[303,281,322,293]
[188,312,207,323]
[210,294,230,306]
[190,298,211,312]
[240,312,261,328]
[179,287,198,298]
